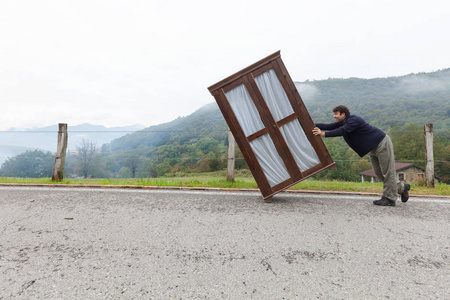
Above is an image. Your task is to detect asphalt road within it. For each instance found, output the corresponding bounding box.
[1,186,449,299]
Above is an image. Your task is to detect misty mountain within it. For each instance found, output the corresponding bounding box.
[296,68,450,130]
[104,68,450,155]
[102,103,227,153]
[0,123,145,165]
[2,68,448,180]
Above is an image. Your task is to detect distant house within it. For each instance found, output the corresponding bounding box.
[359,162,439,184]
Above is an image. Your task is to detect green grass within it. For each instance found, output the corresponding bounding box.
[0,171,448,196]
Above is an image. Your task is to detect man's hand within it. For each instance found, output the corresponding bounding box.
[312,127,325,137]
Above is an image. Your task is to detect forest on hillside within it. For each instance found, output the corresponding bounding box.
[298,68,450,130]
[1,69,449,183]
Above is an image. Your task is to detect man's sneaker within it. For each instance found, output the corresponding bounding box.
[373,197,396,206]
[401,183,411,203]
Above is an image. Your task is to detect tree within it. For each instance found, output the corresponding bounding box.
[76,139,98,178]
[125,154,140,178]
[196,138,219,154]
[0,150,54,178]
[208,148,223,171]
[390,124,426,170]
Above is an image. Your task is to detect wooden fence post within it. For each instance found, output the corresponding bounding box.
[227,129,235,182]
[424,124,434,187]
[52,123,68,181]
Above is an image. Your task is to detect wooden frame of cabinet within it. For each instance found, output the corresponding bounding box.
[208,51,335,201]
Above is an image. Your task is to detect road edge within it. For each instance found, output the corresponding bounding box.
[0,183,448,199]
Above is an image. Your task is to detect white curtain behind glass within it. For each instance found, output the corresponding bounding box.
[280,120,320,171]
[250,134,290,186]
[254,69,294,121]
[255,69,320,171]
[225,84,264,136]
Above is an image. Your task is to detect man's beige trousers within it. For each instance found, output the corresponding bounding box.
[369,135,405,201]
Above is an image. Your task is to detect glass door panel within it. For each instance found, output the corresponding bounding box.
[225,84,265,136]
[279,120,320,171]
[254,69,294,122]
[250,134,290,186]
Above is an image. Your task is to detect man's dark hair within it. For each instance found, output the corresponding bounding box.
[332,105,350,116]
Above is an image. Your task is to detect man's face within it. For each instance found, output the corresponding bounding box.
[333,111,346,123]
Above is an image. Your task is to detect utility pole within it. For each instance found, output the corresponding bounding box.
[52,123,68,181]
[227,129,235,182]
[424,124,434,187]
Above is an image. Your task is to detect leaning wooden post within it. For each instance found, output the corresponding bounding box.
[227,129,235,182]
[424,124,434,187]
[52,123,68,181]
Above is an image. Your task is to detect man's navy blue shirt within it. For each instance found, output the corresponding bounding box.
[315,114,386,157]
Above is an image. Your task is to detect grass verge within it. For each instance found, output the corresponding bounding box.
[0,171,448,196]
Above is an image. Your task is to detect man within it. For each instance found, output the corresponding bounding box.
[312,105,410,206]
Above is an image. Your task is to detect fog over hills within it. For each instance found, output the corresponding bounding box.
[0,123,144,164]
[1,68,448,167]
[104,68,450,155]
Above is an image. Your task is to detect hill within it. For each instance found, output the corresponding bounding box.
[99,68,449,180]
[105,68,450,153]
[296,68,450,130]
[2,69,448,181]
[103,103,227,153]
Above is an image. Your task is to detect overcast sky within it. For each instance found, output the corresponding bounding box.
[1,0,449,131]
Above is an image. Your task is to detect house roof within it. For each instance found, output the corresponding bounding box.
[359,163,421,177]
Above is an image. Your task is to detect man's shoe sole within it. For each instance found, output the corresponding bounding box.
[373,199,396,206]
[401,183,411,203]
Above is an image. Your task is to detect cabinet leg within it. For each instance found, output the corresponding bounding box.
[264,196,273,203]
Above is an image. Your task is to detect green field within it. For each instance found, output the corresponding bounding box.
[1,170,448,196]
